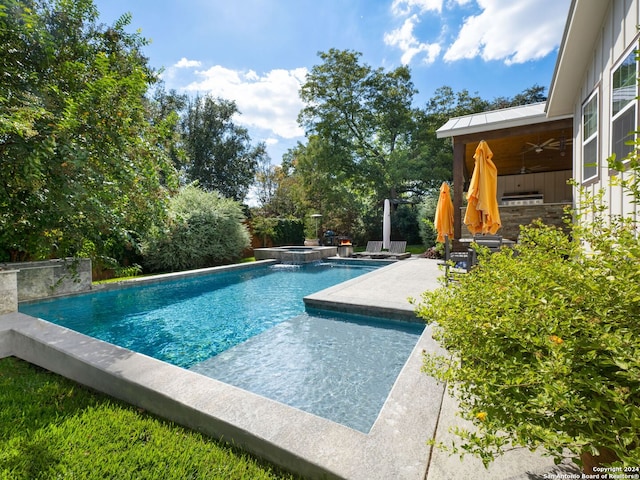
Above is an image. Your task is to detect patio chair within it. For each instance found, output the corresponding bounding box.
[469,234,503,267]
[352,241,383,258]
[473,234,502,251]
[440,235,472,284]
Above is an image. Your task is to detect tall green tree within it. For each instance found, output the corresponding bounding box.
[298,49,417,202]
[182,95,265,201]
[0,0,177,262]
[147,86,189,172]
[491,84,547,109]
[405,86,491,193]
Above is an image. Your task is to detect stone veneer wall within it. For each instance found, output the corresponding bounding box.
[461,203,572,241]
[0,270,19,314]
[0,258,92,302]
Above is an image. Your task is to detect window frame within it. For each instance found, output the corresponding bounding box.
[581,89,599,184]
[610,44,638,168]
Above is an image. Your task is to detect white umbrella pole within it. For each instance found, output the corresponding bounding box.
[383,199,391,249]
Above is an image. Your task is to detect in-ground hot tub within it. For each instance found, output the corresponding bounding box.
[253,246,337,263]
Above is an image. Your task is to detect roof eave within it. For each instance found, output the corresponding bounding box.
[546,0,610,117]
[436,103,570,139]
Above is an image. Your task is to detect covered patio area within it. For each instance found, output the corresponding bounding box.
[437,102,574,241]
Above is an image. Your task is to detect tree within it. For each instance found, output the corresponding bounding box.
[147,86,189,172]
[182,95,265,201]
[491,84,547,109]
[298,49,417,202]
[0,0,177,262]
[253,154,279,214]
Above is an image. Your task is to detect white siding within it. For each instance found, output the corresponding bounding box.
[572,0,639,222]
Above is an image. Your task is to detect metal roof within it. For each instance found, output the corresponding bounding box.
[435,102,563,138]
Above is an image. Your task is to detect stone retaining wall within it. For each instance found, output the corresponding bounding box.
[0,258,92,302]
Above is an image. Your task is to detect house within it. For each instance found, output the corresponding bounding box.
[547,0,638,222]
[436,103,573,241]
[437,0,639,240]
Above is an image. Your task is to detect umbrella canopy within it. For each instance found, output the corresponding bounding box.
[464,140,501,235]
[383,199,391,249]
[434,182,454,243]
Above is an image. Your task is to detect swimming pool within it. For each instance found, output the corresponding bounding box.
[19,260,424,432]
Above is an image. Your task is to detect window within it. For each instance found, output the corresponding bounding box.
[582,92,598,182]
[611,49,638,163]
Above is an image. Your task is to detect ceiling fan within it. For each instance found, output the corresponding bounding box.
[518,152,544,174]
[525,136,571,154]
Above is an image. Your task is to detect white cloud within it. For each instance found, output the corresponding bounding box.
[386,0,569,67]
[391,0,444,16]
[184,66,307,140]
[384,15,442,65]
[174,57,202,68]
[443,0,570,65]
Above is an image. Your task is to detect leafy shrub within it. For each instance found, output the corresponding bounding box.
[417,194,438,248]
[415,174,640,468]
[251,216,279,247]
[142,185,250,272]
[393,204,421,245]
[114,263,142,278]
[273,218,304,246]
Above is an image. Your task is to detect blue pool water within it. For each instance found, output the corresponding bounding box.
[19,261,424,432]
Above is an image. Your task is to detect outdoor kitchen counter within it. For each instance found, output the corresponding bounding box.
[460,202,571,240]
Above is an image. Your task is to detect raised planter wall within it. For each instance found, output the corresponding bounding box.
[0,258,92,302]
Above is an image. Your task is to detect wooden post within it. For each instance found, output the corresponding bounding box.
[452,139,465,240]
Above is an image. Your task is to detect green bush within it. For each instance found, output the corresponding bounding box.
[415,180,640,468]
[393,204,421,245]
[417,194,438,248]
[273,218,304,246]
[142,185,250,272]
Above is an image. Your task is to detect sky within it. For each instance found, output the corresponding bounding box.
[93,0,572,164]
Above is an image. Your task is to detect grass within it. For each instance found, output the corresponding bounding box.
[0,357,298,480]
[405,244,426,255]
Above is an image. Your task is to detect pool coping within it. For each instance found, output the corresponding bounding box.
[1,259,445,479]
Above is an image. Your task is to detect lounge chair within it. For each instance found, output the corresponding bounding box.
[352,241,383,258]
[375,241,411,260]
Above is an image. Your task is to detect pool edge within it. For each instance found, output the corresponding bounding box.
[0,311,443,480]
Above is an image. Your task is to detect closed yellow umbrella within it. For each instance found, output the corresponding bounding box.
[464,140,501,235]
[434,182,454,243]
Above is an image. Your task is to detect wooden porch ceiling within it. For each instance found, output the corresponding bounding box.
[457,117,574,177]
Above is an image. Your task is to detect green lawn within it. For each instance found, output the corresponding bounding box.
[0,357,298,480]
